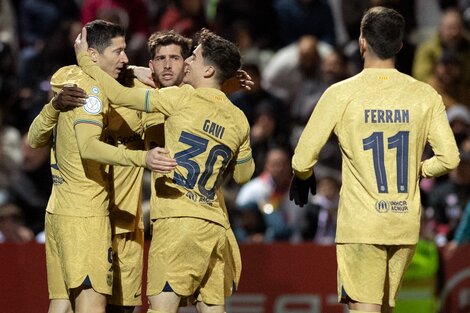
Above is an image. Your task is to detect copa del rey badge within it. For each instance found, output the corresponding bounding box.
[84,95,102,114]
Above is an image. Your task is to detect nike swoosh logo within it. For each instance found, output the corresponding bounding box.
[134,292,141,298]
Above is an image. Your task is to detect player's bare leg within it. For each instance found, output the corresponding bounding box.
[196,301,224,313]
[349,302,381,313]
[48,299,73,313]
[148,291,181,313]
[72,286,107,313]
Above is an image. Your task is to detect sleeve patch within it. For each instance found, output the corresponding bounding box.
[91,86,100,94]
[83,96,103,114]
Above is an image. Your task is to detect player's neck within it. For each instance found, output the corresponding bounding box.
[363,56,395,69]
[195,79,221,90]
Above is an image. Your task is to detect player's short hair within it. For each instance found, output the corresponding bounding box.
[147,30,192,60]
[195,28,241,84]
[360,6,405,59]
[85,20,126,54]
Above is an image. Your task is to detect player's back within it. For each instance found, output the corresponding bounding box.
[152,85,252,227]
[330,68,453,244]
[48,65,110,217]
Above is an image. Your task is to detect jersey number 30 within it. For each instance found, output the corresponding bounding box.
[173,131,231,200]
[363,131,409,193]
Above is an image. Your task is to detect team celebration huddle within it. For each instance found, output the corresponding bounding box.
[25,5,461,313]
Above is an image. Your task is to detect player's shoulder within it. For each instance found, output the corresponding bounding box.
[51,65,105,92]
[51,65,81,84]
[399,71,441,98]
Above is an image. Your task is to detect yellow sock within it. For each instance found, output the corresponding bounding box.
[349,310,380,313]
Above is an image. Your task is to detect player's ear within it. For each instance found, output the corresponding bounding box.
[88,48,99,62]
[358,35,367,58]
[396,42,403,54]
[204,65,215,78]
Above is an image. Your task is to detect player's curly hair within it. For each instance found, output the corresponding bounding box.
[85,20,126,54]
[194,28,241,84]
[147,30,192,60]
[360,6,405,59]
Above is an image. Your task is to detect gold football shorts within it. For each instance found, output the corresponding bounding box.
[45,212,113,298]
[337,243,416,307]
[147,217,227,305]
[107,229,144,306]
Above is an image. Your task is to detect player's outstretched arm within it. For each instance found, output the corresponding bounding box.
[76,122,177,173]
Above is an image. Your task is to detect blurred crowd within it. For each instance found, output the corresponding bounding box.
[1,0,470,256]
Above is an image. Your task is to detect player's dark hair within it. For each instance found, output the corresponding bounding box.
[195,28,241,84]
[147,30,192,60]
[85,20,126,54]
[360,6,405,59]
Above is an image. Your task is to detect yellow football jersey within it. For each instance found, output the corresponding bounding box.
[33,65,149,217]
[293,68,460,245]
[46,65,111,217]
[145,85,254,228]
[77,52,255,227]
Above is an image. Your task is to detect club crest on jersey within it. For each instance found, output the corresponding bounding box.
[91,86,100,94]
[84,96,102,114]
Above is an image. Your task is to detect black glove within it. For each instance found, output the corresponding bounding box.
[289,173,316,207]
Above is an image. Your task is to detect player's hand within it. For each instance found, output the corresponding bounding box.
[221,70,254,94]
[289,173,316,207]
[145,147,177,173]
[133,66,157,88]
[74,27,89,55]
[52,84,87,111]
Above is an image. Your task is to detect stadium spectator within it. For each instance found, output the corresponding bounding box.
[236,146,305,242]
[445,149,470,258]
[413,7,470,86]
[228,63,288,174]
[429,152,470,243]
[0,116,34,243]
[81,0,150,65]
[156,0,207,39]
[262,35,330,147]
[426,49,470,109]
[273,0,336,48]
[213,0,278,50]
[0,0,18,52]
[310,174,340,245]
